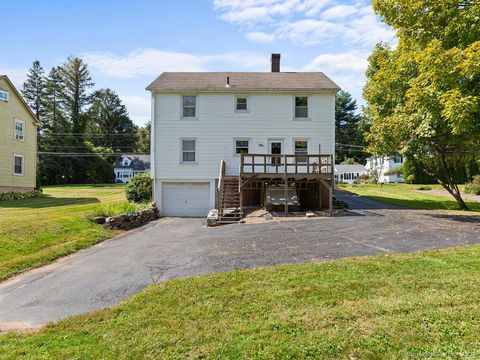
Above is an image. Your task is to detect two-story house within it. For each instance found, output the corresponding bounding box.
[114,154,150,183]
[0,75,39,193]
[147,54,339,219]
[365,156,405,183]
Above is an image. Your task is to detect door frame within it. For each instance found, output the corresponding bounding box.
[267,138,285,168]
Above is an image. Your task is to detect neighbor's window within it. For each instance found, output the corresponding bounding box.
[394,156,403,163]
[235,140,249,155]
[182,139,196,162]
[0,90,8,102]
[15,120,24,141]
[182,96,196,118]
[294,140,308,163]
[236,97,247,111]
[295,96,308,118]
[14,155,23,175]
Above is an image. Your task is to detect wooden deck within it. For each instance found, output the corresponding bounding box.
[239,154,335,216]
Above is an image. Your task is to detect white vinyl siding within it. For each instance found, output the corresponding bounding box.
[153,93,335,180]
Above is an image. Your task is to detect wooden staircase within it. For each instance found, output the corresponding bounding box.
[218,176,242,223]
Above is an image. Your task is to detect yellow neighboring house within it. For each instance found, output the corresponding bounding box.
[0,75,39,193]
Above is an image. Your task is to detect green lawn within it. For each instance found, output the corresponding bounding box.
[0,184,125,281]
[339,183,480,212]
[1,246,480,358]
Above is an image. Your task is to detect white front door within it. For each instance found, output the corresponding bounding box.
[162,182,211,217]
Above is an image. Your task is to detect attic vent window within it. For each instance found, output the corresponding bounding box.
[0,90,8,102]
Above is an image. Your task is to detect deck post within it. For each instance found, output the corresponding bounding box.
[319,180,322,211]
[284,155,288,215]
[329,155,334,216]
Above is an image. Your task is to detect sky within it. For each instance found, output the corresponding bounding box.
[1,0,396,126]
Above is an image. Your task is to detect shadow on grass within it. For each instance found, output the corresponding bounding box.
[0,196,100,209]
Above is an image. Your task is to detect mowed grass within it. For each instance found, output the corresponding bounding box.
[339,183,480,212]
[0,184,125,281]
[1,246,480,359]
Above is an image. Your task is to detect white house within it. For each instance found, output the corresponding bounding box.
[334,164,367,184]
[147,54,339,218]
[114,154,150,183]
[365,156,405,183]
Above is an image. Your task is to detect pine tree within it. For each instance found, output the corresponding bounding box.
[22,61,47,131]
[335,91,366,164]
[88,89,137,151]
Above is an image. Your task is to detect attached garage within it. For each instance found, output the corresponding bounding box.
[162,182,211,217]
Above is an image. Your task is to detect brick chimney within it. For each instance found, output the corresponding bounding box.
[271,53,280,72]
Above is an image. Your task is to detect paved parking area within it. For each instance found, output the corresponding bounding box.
[0,191,479,330]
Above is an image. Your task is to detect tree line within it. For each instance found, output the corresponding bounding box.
[22,57,150,185]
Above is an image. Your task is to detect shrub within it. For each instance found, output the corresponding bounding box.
[465,175,480,195]
[417,186,432,191]
[125,173,152,203]
[384,165,403,176]
[0,189,44,201]
[93,201,150,217]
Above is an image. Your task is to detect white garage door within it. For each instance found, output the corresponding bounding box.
[162,182,211,217]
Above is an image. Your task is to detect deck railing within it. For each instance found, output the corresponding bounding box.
[240,154,333,175]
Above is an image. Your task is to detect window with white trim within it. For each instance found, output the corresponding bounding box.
[14,155,23,175]
[294,140,308,163]
[295,96,308,118]
[15,120,24,141]
[182,139,196,162]
[236,97,247,111]
[0,90,8,102]
[235,139,249,155]
[182,96,196,118]
[394,156,403,164]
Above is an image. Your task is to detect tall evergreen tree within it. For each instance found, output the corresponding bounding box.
[335,91,366,164]
[88,89,137,151]
[22,61,47,131]
[58,56,94,135]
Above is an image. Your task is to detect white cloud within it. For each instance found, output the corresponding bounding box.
[303,50,370,101]
[213,0,394,48]
[245,31,276,43]
[84,49,269,79]
[0,67,28,88]
[120,95,151,125]
[83,50,207,79]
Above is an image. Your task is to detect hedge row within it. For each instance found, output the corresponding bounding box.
[0,189,44,201]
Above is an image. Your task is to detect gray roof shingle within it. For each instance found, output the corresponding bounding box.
[146,72,340,92]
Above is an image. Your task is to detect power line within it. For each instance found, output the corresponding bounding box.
[335,142,366,148]
[38,152,149,157]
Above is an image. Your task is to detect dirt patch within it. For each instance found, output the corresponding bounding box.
[417,189,480,202]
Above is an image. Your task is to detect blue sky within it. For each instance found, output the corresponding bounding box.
[1,0,395,126]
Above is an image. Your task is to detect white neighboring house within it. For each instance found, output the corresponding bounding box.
[114,154,150,183]
[334,164,367,184]
[147,54,339,218]
[365,156,405,183]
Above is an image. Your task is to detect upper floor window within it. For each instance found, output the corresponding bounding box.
[0,90,8,102]
[14,154,24,175]
[236,97,247,111]
[123,158,129,166]
[15,120,24,141]
[294,140,308,163]
[181,139,196,163]
[394,156,403,164]
[295,96,308,118]
[182,96,196,118]
[235,139,249,155]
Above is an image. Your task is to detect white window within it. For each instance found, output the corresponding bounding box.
[294,140,308,163]
[235,139,249,155]
[15,120,24,141]
[182,96,196,118]
[394,156,403,164]
[295,96,308,118]
[181,139,196,163]
[236,96,247,111]
[0,90,8,102]
[123,158,129,166]
[13,154,24,175]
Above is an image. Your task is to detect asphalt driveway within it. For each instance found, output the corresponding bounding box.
[1,191,479,330]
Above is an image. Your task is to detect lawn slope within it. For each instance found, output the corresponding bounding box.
[1,246,480,359]
[340,183,480,212]
[0,185,124,281]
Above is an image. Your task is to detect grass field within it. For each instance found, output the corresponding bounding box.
[339,183,480,212]
[0,184,125,281]
[1,245,479,358]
